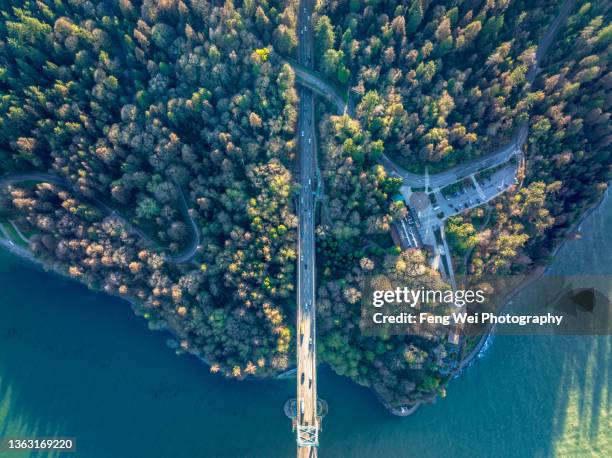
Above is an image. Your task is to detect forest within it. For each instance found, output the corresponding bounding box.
[315,0,584,171]
[0,0,301,379]
[312,0,610,406]
[0,0,609,410]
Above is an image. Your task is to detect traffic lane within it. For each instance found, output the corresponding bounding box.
[296,0,318,449]
[297,1,313,67]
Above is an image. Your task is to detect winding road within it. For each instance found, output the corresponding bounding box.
[289,0,575,191]
[0,172,199,265]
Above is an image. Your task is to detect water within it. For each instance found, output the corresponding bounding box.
[1,193,611,458]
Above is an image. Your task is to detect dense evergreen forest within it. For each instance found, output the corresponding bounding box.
[312,0,610,406]
[442,1,611,278]
[0,0,300,378]
[0,0,609,409]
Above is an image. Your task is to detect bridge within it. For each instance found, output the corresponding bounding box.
[288,0,575,453]
[293,0,321,456]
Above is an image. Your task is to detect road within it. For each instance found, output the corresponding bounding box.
[295,0,319,456]
[0,172,199,265]
[289,61,523,189]
[288,62,524,189]
[288,0,575,192]
[291,63,350,117]
[379,133,523,189]
[527,0,576,83]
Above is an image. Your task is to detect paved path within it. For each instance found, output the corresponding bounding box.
[0,172,199,264]
[291,63,349,116]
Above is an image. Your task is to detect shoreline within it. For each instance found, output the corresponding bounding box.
[382,185,609,417]
[0,239,295,382]
[456,186,609,372]
[0,186,607,417]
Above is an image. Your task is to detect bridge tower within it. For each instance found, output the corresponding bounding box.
[284,398,328,452]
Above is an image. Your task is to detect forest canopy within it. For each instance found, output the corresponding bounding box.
[0,0,609,409]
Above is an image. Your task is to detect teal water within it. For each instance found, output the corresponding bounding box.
[1,193,611,458]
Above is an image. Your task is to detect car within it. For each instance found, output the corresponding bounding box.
[300,400,304,415]
[476,198,481,204]
[433,204,440,211]
[301,372,305,385]
[463,203,469,208]
[301,130,304,137]
[497,184,503,191]
[308,377,312,388]
[308,138,312,145]
[300,333,304,345]
[304,262,308,270]
[300,254,304,261]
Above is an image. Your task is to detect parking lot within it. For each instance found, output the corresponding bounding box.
[431,163,519,219]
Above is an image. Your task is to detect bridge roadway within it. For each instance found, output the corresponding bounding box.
[296,0,319,456]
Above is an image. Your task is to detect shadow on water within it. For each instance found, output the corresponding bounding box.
[0,192,611,458]
[315,333,610,458]
[316,193,612,458]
